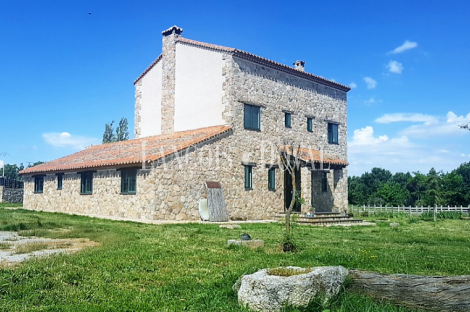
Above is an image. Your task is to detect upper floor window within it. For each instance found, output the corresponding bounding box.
[80,172,93,195]
[328,123,339,144]
[57,174,63,190]
[34,176,44,193]
[307,118,313,132]
[285,112,292,128]
[244,104,260,131]
[121,169,137,194]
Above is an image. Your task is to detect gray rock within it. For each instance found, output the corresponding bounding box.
[228,239,264,249]
[390,222,399,227]
[237,266,348,312]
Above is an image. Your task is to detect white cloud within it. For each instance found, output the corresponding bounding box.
[400,111,470,138]
[375,113,438,125]
[363,77,377,89]
[387,60,404,74]
[349,82,357,89]
[42,132,100,150]
[389,40,418,54]
[348,125,468,176]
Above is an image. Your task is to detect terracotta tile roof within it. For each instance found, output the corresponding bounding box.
[282,146,348,167]
[133,54,162,84]
[20,125,232,175]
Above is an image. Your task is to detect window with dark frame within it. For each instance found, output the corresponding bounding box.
[121,169,137,194]
[328,123,339,144]
[285,112,292,128]
[307,118,313,132]
[80,172,93,194]
[244,165,253,189]
[57,174,63,190]
[321,172,328,192]
[244,104,260,131]
[34,176,44,193]
[268,168,276,191]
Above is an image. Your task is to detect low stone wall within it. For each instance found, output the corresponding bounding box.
[0,186,24,203]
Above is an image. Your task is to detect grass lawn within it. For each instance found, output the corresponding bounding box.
[1,208,470,311]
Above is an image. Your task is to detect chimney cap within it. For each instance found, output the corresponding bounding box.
[293,60,306,72]
[162,25,183,36]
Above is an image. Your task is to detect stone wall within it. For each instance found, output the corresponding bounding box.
[23,170,158,220]
[0,186,23,203]
[221,55,348,213]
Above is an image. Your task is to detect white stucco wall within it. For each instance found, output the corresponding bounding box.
[140,61,162,137]
[174,43,225,132]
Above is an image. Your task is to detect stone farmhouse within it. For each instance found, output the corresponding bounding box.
[20,26,350,221]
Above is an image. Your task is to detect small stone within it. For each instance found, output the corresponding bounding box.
[390,222,399,227]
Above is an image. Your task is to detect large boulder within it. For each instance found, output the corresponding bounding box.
[237,266,348,312]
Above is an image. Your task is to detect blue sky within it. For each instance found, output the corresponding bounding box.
[1,0,469,176]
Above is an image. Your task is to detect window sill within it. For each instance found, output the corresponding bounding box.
[328,142,339,145]
[57,188,62,191]
[268,188,276,192]
[34,191,43,194]
[244,128,261,132]
[80,193,93,195]
[121,192,136,195]
[245,188,253,191]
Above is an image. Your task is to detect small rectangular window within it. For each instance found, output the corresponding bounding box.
[80,172,93,194]
[268,168,276,191]
[321,172,328,192]
[285,112,291,128]
[34,176,44,193]
[328,123,339,144]
[244,104,261,131]
[57,174,63,190]
[244,165,253,189]
[121,169,137,194]
[307,118,313,132]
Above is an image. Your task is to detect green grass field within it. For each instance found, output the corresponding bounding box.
[1,208,469,311]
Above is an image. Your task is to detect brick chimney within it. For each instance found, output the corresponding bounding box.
[293,60,305,72]
[161,26,183,135]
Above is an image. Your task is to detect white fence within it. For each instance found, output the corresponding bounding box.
[350,205,470,215]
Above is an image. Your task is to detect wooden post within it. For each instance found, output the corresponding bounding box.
[434,206,437,222]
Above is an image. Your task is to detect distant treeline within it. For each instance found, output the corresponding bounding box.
[348,162,470,207]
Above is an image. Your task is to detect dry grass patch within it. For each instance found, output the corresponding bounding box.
[14,243,49,254]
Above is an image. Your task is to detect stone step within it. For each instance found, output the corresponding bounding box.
[298,217,355,222]
[298,219,364,226]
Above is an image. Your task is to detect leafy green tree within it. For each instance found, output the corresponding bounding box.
[102,120,116,144]
[115,118,129,142]
[377,182,411,207]
[102,118,129,144]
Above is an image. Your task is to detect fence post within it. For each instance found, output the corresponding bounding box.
[434,206,437,222]
[461,206,463,214]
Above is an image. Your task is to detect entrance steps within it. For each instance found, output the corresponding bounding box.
[275,212,365,226]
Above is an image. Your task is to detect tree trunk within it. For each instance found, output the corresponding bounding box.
[349,270,470,312]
